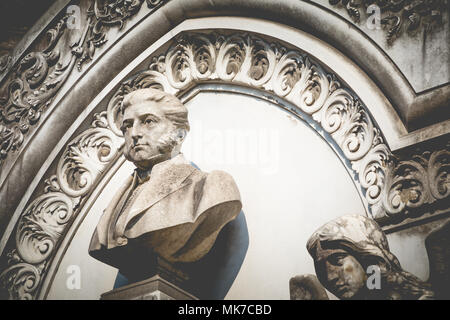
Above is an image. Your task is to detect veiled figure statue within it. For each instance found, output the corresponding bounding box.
[306,214,436,300]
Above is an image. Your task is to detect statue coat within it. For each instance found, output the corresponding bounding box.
[89,153,242,268]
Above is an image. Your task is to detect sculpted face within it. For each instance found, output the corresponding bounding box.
[121,101,179,170]
[318,252,366,299]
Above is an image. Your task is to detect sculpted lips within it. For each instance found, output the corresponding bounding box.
[337,285,348,293]
[132,144,148,150]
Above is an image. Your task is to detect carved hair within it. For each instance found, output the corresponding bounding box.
[121,88,190,132]
[307,214,434,300]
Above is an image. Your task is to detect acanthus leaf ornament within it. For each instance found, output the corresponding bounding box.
[0,0,167,172]
[382,145,450,217]
[57,115,124,198]
[357,142,390,212]
[15,192,75,265]
[266,50,303,97]
[0,111,123,300]
[77,0,148,70]
[428,148,450,200]
[0,14,74,168]
[328,0,447,44]
[0,257,43,300]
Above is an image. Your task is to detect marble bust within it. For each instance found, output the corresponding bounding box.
[88,88,242,281]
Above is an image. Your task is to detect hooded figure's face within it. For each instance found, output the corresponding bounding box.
[307,214,393,300]
[316,251,366,299]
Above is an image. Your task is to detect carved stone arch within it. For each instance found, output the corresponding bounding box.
[2,0,449,232]
[0,0,448,300]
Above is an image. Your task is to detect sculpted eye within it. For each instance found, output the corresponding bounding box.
[120,122,132,133]
[144,116,157,125]
[329,253,347,266]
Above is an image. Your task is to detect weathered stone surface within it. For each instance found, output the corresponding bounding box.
[307,214,436,300]
[289,274,329,300]
[314,0,449,93]
[425,220,450,299]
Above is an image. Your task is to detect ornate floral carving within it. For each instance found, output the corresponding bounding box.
[428,149,450,200]
[356,142,390,216]
[314,88,375,161]
[328,0,447,44]
[57,115,124,198]
[0,0,166,172]
[0,112,123,299]
[382,144,450,217]
[77,0,167,70]
[0,14,74,169]
[0,250,44,300]
[15,192,75,265]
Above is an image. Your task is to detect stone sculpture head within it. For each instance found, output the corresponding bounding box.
[120,88,190,170]
[307,214,434,300]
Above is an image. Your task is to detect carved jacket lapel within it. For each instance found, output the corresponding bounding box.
[116,154,196,233]
[93,173,134,248]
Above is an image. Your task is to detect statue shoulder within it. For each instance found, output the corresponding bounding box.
[206,170,239,190]
[198,169,241,206]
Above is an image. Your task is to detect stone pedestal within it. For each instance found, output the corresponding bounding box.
[100,275,198,300]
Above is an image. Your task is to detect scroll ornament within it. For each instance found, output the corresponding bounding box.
[0,112,123,299]
[0,0,168,171]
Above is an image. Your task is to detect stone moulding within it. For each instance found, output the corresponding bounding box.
[0,55,11,75]
[327,0,447,44]
[0,30,448,299]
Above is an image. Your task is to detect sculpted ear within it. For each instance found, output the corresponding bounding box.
[175,128,187,144]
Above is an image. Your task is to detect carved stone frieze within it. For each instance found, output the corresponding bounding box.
[0,0,168,172]
[0,31,448,300]
[78,0,167,70]
[0,55,11,75]
[0,14,73,167]
[328,0,447,44]
[382,144,450,218]
[0,111,123,299]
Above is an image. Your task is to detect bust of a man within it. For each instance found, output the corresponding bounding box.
[89,88,242,282]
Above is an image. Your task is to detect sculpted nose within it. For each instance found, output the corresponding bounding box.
[325,263,340,284]
[130,124,143,141]
[327,272,338,284]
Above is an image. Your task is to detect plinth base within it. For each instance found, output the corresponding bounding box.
[100,275,198,300]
